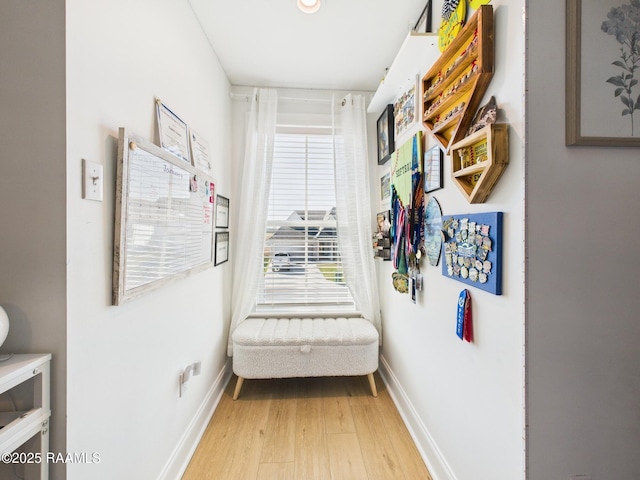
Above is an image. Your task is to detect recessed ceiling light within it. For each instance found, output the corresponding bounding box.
[297,0,321,14]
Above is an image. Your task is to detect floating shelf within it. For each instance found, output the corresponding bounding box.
[368,32,440,115]
[421,5,494,152]
[450,123,509,204]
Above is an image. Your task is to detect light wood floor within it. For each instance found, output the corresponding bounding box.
[182,372,432,480]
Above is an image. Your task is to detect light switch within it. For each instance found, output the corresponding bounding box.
[82,159,103,201]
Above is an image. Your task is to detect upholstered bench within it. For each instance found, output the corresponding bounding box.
[231,316,379,400]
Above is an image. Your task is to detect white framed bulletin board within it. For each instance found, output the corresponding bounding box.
[112,128,216,305]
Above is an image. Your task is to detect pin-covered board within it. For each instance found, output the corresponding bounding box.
[113,128,216,305]
[441,211,502,295]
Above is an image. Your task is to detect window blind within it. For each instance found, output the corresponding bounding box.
[256,128,355,312]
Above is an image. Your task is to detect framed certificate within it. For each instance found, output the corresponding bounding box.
[214,231,229,266]
[189,129,212,172]
[155,99,191,163]
[216,195,229,228]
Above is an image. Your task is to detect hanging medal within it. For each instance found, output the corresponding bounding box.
[456,289,474,342]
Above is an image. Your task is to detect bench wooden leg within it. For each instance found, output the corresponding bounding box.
[367,373,378,397]
[232,376,245,400]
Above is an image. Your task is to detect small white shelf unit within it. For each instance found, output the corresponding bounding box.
[367,32,440,115]
[0,354,52,480]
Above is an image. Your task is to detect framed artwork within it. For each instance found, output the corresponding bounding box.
[424,145,444,193]
[373,210,391,261]
[214,231,229,266]
[566,0,640,146]
[413,1,433,33]
[376,210,391,235]
[380,172,390,204]
[424,196,443,267]
[155,99,191,163]
[377,105,395,165]
[394,78,418,138]
[216,195,229,228]
[441,212,503,295]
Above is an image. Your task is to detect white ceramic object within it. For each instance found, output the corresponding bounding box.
[0,306,9,347]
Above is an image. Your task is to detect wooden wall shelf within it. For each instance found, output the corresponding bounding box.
[421,5,494,152]
[450,123,509,203]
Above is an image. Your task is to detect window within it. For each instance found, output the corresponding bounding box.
[256,126,355,312]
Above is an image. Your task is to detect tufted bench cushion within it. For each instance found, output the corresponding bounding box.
[231,317,379,399]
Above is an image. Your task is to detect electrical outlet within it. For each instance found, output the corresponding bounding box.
[179,375,187,397]
[179,362,202,397]
[82,159,103,201]
[179,370,189,397]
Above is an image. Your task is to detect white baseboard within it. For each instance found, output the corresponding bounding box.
[378,354,458,480]
[157,358,233,480]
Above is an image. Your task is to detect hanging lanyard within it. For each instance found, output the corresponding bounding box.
[393,205,405,270]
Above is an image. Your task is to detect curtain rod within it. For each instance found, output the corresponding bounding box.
[229,92,333,104]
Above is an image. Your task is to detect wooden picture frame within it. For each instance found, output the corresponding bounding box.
[566,0,640,146]
[413,1,433,33]
[112,129,215,305]
[377,104,395,165]
[214,231,229,266]
[424,145,444,193]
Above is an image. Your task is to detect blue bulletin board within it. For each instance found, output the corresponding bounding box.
[441,211,503,295]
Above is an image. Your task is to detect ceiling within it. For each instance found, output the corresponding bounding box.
[188,0,433,92]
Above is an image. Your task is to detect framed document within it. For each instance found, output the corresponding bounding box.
[216,195,229,228]
[155,99,191,163]
[424,145,444,193]
[189,129,212,172]
[214,231,229,266]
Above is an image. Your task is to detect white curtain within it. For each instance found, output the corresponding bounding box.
[228,88,278,356]
[333,94,382,341]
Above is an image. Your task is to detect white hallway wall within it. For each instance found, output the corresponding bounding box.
[65,1,232,479]
[527,1,640,479]
[376,2,525,480]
